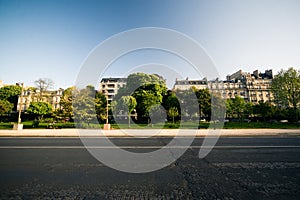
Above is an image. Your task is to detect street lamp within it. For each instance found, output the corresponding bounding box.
[106,90,109,124]
[103,90,111,130]
[13,82,24,130]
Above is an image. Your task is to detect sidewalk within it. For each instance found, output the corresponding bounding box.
[0,129,299,137]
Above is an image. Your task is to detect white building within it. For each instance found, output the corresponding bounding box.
[17,88,64,111]
[173,69,274,104]
[98,78,127,103]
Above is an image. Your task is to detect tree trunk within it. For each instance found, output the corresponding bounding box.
[294,106,299,123]
[128,114,131,127]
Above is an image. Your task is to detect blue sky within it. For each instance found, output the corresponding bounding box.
[0,0,299,89]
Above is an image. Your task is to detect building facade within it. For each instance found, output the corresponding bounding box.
[17,88,64,111]
[98,78,127,103]
[174,78,208,90]
[173,69,274,104]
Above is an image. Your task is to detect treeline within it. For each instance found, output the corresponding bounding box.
[72,73,224,125]
[0,67,299,125]
[226,96,299,122]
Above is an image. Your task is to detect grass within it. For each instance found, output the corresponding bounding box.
[0,121,299,130]
[0,121,76,129]
[223,121,300,129]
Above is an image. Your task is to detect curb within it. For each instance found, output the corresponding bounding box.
[0,129,299,137]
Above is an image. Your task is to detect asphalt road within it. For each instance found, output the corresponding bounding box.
[0,136,300,199]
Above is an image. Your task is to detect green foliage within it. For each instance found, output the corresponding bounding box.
[0,85,21,110]
[175,89,198,120]
[271,67,300,122]
[194,88,211,119]
[32,119,40,127]
[64,85,107,125]
[134,90,161,118]
[113,96,136,114]
[210,92,226,122]
[116,73,167,122]
[73,86,106,125]
[163,88,212,121]
[244,102,254,117]
[163,90,180,111]
[0,99,14,115]
[73,86,96,124]
[59,86,75,120]
[126,73,166,94]
[114,95,137,126]
[253,101,273,121]
[223,121,300,129]
[226,96,246,120]
[27,102,52,120]
[149,104,166,124]
[95,91,108,121]
[168,107,179,124]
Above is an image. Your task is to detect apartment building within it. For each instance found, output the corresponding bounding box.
[173,69,274,104]
[17,88,64,111]
[174,78,208,90]
[98,78,127,103]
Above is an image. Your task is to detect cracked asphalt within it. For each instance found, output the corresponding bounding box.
[0,137,299,199]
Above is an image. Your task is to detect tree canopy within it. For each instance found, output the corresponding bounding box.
[194,88,211,119]
[0,85,21,110]
[115,73,167,122]
[59,87,75,119]
[27,102,52,120]
[94,91,107,121]
[226,96,245,120]
[0,99,14,115]
[72,86,107,125]
[168,107,179,124]
[271,67,300,122]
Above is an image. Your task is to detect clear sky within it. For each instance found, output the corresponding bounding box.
[1,0,299,89]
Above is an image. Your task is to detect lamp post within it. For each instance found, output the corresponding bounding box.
[106,91,109,124]
[103,90,110,130]
[13,82,24,130]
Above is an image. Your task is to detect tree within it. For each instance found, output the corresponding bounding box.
[114,95,137,127]
[0,85,21,110]
[27,102,52,120]
[244,102,254,118]
[59,86,75,120]
[226,99,234,119]
[34,78,54,100]
[168,107,179,124]
[163,90,180,109]
[226,96,245,121]
[194,88,211,119]
[210,92,226,121]
[95,91,108,122]
[125,73,166,95]
[72,86,98,126]
[134,90,161,122]
[115,73,167,122]
[175,89,198,120]
[0,99,14,116]
[149,104,166,125]
[271,67,300,122]
[253,101,273,121]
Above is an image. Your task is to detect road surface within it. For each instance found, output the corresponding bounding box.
[0,136,300,199]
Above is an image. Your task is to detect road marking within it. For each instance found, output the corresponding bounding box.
[0,145,300,149]
[0,136,299,139]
